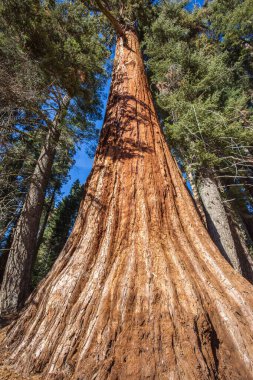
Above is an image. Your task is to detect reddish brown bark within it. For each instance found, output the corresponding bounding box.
[1,30,253,380]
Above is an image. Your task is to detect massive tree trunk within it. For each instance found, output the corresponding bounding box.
[0,94,70,318]
[1,30,253,380]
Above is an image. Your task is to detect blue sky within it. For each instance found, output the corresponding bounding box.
[61,78,111,196]
[61,0,204,197]
[186,0,205,11]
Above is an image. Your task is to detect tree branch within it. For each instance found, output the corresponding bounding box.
[94,0,125,37]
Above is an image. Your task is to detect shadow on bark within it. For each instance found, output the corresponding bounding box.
[202,210,234,267]
[98,93,155,161]
[226,212,253,284]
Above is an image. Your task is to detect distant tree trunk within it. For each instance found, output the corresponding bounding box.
[0,252,8,287]
[198,175,242,272]
[186,170,206,225]
[0,94,70,318]
[1,30,253,380]
[35,189,56,256]
[0,241,11,287]
[243,214,253,241]
[29,188,57,287]
[224,201,253,284]
[0,215,19,286]
[243,181,253,241]
[0,222,13,244]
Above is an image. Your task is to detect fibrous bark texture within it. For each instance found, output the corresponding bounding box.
[224,201,253,284]
[1,30,253,380]
[197,175,253,283]
[198,176,242,272]
[0,95,69,317]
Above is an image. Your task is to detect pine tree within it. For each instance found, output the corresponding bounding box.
[1,1,253,379]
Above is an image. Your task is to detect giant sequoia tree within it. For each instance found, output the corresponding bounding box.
[1,1,253,379]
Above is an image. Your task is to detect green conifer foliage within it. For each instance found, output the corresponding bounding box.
[0,0,108,240]
[144,1,253,185]
[32,180,84,287]
[1,0,108,97]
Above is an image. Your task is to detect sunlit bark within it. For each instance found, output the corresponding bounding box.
[1,30,253,380]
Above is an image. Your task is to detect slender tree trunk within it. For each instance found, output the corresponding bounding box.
[186,170,206,225]
[35,189,56,256]
[0,215,19,286]
[0,252,8,288]
[0,221,13,243]
[224,200,253,283]
[29,189,57,290]
[197,175,243,272]
[1,30,253,380]
[0,95,70,318]
[243,214,253,241]
[243,179,253,241]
